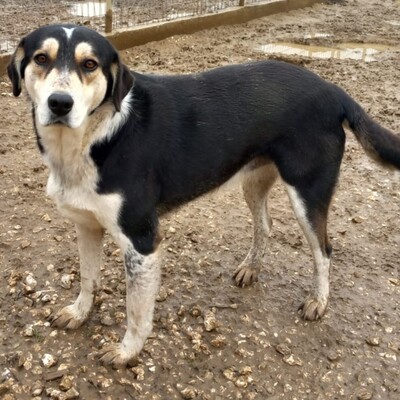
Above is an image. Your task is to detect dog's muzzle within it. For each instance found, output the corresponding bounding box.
[48,92,74,119]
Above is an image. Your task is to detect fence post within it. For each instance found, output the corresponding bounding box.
[105,0,113,33]
[239,0,245,6]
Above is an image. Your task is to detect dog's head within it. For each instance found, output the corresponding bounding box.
[8,24,133,129]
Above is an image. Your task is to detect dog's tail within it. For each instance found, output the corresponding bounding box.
[341,90,400,169]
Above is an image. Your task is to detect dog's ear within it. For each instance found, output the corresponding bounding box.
[111,55,134,112]
[7,39,26,97]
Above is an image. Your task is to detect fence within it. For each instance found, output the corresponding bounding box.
[0,0,281,53]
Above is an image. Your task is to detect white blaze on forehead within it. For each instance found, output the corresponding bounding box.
[63,27,75,40]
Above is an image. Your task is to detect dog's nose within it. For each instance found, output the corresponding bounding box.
[48,92,74,117]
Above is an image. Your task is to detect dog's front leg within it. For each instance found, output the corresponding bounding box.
[51,224,104,329]
[99,244,161,368]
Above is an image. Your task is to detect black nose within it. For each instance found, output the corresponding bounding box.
[48,92,74,117]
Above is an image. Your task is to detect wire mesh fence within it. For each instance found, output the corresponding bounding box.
[0,0,282,53]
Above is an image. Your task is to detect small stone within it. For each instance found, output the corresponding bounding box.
[356,388,373,400]
[42,214,52,222]
[41,353,58,368]
[8,271,22,287]
[283,354,303,366]
[156,286,168,302]
[239,366,252,375]
[41,294,52,303]
[23,325,34,337]
[210,334,227,348]
[132,366,145,380]
[235,376,249,388]
[388,278,399,286]
[65,387,80,399]
[20,240,31,249]
[351,216,365,224]
[46,388,63,398]
[111,248,121,257]
[223,368,236,381]
[180,386,197,399]
[203,311,218,332]
[25,275,37,288]
[276,343,291,356]
[60,274,74,289]
[54,235,63,242]
[59,375,73,391]
[177,305,186,316]
[31,381,44,396]
[366,337,380,346]
[22,353,33,371]
[326,350,341,361]
[190,305,202,317]
[97,376,113,389]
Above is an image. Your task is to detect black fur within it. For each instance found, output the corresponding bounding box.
[90,61,399,254]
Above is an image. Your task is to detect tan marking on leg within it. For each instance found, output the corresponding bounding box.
[51,224,104,329]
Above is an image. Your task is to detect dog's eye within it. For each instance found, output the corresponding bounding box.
[82,59,98,72]
[34,54,48,65]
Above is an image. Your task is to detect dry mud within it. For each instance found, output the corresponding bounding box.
[0,0,399,399]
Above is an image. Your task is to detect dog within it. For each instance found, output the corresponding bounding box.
[8,24,400,368]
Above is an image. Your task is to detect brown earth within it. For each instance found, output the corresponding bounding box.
[0,1,399,399]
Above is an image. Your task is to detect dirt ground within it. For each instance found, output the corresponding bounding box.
[0,0,399,399]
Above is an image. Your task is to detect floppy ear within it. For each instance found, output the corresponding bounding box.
[7,40,26,97]
[111,56,134,112]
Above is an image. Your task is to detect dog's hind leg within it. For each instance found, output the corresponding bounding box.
[285,184,333,320]
[51,224,104,329]
[271,124,345,320]
[234,162,278,287]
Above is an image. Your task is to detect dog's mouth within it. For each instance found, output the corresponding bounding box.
[40,110,75,128]
[44,117,71,127]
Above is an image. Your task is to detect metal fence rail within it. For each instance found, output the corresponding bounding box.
[0,0,281,53]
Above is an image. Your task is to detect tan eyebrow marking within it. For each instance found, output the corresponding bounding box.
[75,42,98,64]
[36,38,59,60]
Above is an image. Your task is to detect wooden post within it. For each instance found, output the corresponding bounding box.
[105,0,113,33]
[239,0,245,6]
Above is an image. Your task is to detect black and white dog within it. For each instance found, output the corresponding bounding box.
[8,24,400,368]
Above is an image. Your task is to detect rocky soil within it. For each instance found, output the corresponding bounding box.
[0,0,399,399]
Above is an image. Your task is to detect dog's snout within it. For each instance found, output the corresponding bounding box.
[48,92,74,117]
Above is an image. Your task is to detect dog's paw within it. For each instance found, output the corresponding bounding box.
[298,296,328,321]
[50,305,88,330]
[233,265,259,287]
[98,344,137,369]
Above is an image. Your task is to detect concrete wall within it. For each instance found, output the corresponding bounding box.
[1,0,324,76]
